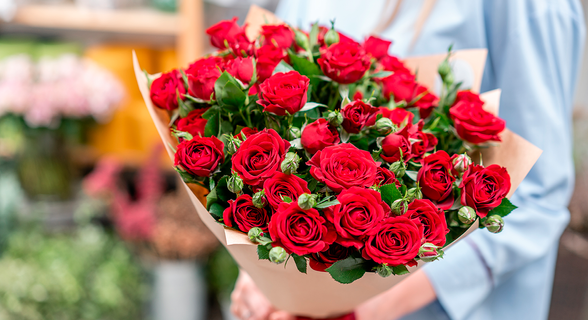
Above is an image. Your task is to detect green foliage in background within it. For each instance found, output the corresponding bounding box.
[0,225,148,320]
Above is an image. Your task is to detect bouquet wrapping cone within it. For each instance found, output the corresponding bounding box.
[132,6,541,318]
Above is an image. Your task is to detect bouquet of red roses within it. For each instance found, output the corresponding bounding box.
[134,6,541,319]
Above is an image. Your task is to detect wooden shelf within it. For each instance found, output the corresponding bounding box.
[9,4,179,36]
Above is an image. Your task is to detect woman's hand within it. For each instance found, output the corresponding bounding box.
[230,271,295,320]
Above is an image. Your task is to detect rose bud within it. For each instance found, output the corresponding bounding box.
[452,153,472,175]
[341,100,378,134]
[301,118,340,155]
[443,71,454,86]
[484,215,504,233]
[437,59,451,79]
[269,246,288,264]
[380,127,412,163]
[176,108,209,139]
[374,117,397,135]
[248,227,264,243]
[324,27,340,46]
[205,17,244,49]
[406,187,423,201]
[225,56,254,85]
[294,29,310,50]
[317,41,371,84]
[256,44,288,82]
[225,135,242,155]
[258,71,310,116]
[286,126,302,140]
[363,35,392,60]
[375,264,393,278]
[298,193,318,210]
[326,110,344,127]
[150,69,185,111]
[391,198,408,215]
[174,136,224,177]
[458,206,477,224]
[419,243,443,262]
[252,189,267,208]
[389,161,406,178]
[281,152,301,174]
[227,173,244,194]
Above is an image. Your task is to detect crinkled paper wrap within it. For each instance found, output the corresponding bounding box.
[132,6,541,318]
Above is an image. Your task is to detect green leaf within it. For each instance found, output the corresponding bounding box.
[282,196,293,203]
[488,198,518,218]
[380,184,403,206]
[220,121,234,135]
[204,112,220,137]
[289,52,322,77]
[177,90,194,118]
[311,75,332,82]
[308,179,318,192]
[392,265,409,275]
[174,167,199,184]
[370,71,393,78]
[292,254,307,274]
[325,256,368,284]
[300,102,327,112]
[257,244,271,260]
[209,202,225,220]
[273,60,295,74]
[171,129,193,141]
[206,176,230,210]
[201,105,221,120]
[206,186,218,209]
[214,72,246,111]
[143,69,153,88]
[405,170,419,181]
[315,199,340,209]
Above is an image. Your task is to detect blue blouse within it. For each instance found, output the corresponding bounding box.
[276,1,585,319]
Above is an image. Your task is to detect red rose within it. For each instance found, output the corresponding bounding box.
[257,71,310,116]
[460,164,511,217]
[417,151,455,210]
[381,72,416,102]
[150,69,185,111]
[380,55,411,74]
[449,91,505,144]
[186,57,223,101]
[408,120,438,161]
[223,194,271,232]
[206,17,243,49]
[362,216,424,266]
[375,167,401,188]
[234,127,258,140]
[454,90,484,106]
[261,24,295,49]
[309,243,354,272]
[324,187,391,249]
[406,199,448,247]
[176,107,209,138]
[174,136,224,177]
[268,202,337,255]
[363,35,392,60]
[307,143,380,192]
[256,44,288,82]
[225,56,254,85]
[232,129,290,188]
[352,90,364,100]
[301,118,340,154]
[377,107,414,126]
[380,127,412,163]
[341,100,378,134]
[317,41,371,84]
[413,85,439,119]
[262,173,311,211]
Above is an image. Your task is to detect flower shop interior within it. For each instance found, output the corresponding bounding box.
[1,0,588,320]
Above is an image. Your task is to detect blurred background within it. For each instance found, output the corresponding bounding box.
[0,0,587,319]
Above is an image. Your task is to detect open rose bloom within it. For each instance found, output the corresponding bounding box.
[135,5,542,319]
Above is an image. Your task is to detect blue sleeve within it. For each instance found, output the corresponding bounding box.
[424,1,585,319]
